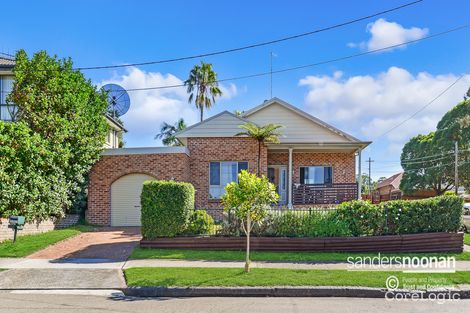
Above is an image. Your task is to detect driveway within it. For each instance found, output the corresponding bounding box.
[28,227,141,261]
[0,228,140,290]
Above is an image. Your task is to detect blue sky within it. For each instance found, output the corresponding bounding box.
[2,0,470,179]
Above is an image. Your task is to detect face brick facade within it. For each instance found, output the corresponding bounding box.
[187,137,267,209]
[87,153,190,225]
[267,152,356,184]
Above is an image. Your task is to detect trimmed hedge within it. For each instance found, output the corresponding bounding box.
[141,180,195,239]
[382,195,463,235]
[221,195,463,237]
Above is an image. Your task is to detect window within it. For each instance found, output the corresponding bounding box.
[300,166,332,184]
[209,161,248,199]
[0,76,16,121]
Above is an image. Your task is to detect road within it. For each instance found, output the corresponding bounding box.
[0,292,469,313]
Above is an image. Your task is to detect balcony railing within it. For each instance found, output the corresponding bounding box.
[292,183,358,205]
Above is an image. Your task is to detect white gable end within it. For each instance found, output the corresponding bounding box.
[175,111,245,138]
[245,101,350,143]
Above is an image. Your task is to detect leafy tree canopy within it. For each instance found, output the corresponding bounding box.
[3,50,109,219]
[0,122,68,220]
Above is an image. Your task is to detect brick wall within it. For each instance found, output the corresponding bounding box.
[87,153,190,225]
[187,137,267,209]
[0,219,53,242]
[267,151,356,184]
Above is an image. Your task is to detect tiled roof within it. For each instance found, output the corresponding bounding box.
[377,172,403,190]
[0,57,15,67]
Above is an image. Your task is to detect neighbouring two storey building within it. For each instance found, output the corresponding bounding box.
[0,56,126,147]
[87,98,370,226]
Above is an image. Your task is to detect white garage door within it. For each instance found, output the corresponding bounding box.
[111,173,155,226]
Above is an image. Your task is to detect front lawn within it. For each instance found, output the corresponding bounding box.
[130,247,470,262]
[124,267,470,288]
[0,225,94,258]
[465,233,470,245]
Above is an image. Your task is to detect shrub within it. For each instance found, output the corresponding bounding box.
[382,195,463,234]
[185,210,215,235]
[270,211,306,237]
[332,200,383,236]
[302,211,353,237]
[141,180,195,239]
[0,121,68,221]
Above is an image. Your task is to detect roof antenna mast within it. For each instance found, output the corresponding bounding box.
[270,52,276,98]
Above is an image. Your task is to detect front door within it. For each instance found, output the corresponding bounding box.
[279,166,287,205]
[268,166,287,205]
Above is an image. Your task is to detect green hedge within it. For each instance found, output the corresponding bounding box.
[381,195,463,234]
[221,195,463,237]
[141,180,195,239]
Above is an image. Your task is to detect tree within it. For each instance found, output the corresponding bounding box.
[236,123,283,175]
[8,50,109,214]
[155,118,186,146]
[359,173,376,194]
[400,133,452,195]
[184,62,222,122]
[0,122,68,220]
[433,99,470,191]
[222,171,278,272]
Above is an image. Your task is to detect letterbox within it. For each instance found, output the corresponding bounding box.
[8,216,25,230]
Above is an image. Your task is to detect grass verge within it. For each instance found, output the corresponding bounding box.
[124,267,470,288]
[130,247,470,262]
[465,233,470,246]
[0,224,95,258]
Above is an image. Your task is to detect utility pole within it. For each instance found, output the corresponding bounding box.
[455,141,459,194]
[366,157,374,196]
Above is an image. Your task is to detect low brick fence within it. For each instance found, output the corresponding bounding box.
[0,214,79,242]
[141,232,464,253]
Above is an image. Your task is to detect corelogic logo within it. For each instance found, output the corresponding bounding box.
[384,276,461,303]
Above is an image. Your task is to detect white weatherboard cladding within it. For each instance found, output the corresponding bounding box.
[246,102,350,143]
[110,173,155,226]
[176,112,245,137]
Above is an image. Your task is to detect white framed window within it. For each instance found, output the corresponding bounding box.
[209,161,248,199]
[300,166,332,184]
[0,76,15,121]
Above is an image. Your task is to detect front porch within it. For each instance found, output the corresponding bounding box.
[266,143,366,207]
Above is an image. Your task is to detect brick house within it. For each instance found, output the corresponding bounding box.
[87,98,371,226]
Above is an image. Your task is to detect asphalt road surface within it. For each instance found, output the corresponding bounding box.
[0,292,469,313]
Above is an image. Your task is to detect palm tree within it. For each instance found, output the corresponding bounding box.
[236,123,283,175]
[185,62,222,121]
[155,118,186,146]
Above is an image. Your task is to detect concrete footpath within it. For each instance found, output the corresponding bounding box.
[2,257,470,270]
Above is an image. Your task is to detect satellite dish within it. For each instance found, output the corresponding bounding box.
[102,84,130,118]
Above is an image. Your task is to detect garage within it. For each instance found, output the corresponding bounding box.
[110,173,155,226]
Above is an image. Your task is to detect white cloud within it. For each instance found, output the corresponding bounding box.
[99,67,238,147]
[299,67,470,149]
[348,18,429,51]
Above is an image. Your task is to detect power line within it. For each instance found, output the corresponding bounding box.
[72,1,423,71]
[113,23,470,93]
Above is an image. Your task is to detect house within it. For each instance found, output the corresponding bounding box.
[87,98,371,226]
[373,172,404,202]
[372,172,437,203]
[0,56,126,147]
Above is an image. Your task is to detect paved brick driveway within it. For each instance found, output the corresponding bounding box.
[28,227,141,261]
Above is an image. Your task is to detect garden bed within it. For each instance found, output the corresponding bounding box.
[141,232,464,253]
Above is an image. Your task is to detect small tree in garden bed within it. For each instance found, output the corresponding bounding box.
[222,170,278,272]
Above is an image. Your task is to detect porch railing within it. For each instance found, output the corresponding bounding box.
[292,183,358,205]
